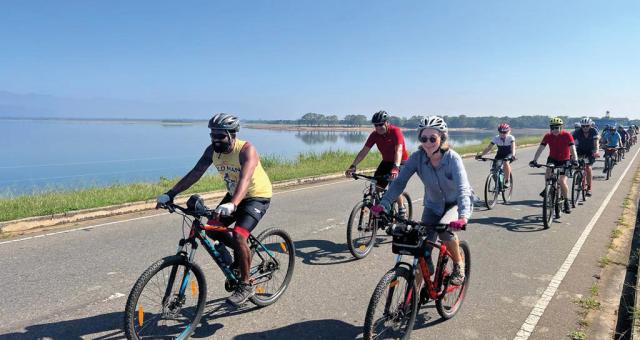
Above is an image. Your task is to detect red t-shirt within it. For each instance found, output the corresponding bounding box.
[541,131,574,161]
[365,124,409,162]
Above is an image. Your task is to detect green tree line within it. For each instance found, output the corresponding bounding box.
[248,113,639,129]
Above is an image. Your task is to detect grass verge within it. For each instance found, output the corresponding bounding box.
[0,136,542,223]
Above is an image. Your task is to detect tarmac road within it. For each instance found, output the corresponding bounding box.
[1,144,639,339]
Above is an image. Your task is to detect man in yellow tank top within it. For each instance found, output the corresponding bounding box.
[157,113,272,307]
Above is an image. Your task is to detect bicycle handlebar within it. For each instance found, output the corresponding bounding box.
[380,211,466,233]
[475,156,515,162]
[351,173,390,182]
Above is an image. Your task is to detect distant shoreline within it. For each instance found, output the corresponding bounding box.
[0,117,549,134]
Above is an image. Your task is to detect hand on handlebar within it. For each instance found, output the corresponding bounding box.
[345,165,356,178]
[156,192,174,209]
[529,160,538,168]
[475,154,482,160]
[449,218,467,231]
[214,202,236,217]
[389,165,400,179]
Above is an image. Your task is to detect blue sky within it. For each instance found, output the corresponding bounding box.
[1,1,639,119]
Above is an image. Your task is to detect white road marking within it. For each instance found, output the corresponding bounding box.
[104,292,125,301]
[514,146,640,339]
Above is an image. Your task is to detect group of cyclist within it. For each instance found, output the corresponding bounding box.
[154,110,636,309]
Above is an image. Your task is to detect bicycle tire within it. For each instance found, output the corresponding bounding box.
[124,255,207,340]
[502,173,513,204]
[436,240,471,319]
[347,201,377,259]
[542,184,554,229]
[606,158,612,180]
[580,174,587,202]
[363,267,417,340]
[571,172,582,208]
[249,228,296,307]
[484,173,499,209]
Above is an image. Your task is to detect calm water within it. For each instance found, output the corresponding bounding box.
[0,119,496,196]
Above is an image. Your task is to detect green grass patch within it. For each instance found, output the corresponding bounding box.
[590,283,599,297]
[569,330,586,340]
[598,256,611,268]
[611,229,623,239]
[576,296,601,310]
[0,149,382,222]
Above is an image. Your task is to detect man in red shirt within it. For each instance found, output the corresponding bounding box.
[346,110,409,217]
[529,117,578,213]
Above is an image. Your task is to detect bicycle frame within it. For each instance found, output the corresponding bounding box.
[168,206,281,298]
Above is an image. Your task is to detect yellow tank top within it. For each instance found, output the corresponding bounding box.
[212,139,272,198]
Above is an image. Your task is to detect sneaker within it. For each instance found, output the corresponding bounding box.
[449,264,465,286]
[227,282,255,307]
[539,189,546,198]
[563,200,571,214]
[398,208,408,220]
[586,189,592,197]
[503,181,510,188]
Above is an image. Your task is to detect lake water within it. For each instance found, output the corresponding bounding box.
[0,119,497,196]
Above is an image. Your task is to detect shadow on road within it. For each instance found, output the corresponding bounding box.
[507,199,543,208]
[234,319,361,340]
[293,237,392,266]
[0,312,124,340]
[472,214,546,232]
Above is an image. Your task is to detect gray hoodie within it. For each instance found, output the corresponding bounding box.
[381,148,474,219]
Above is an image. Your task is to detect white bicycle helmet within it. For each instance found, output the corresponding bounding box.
[417,116,448,134]
[580,117,592,126]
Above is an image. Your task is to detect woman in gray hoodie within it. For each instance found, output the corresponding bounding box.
[372,116,473,285]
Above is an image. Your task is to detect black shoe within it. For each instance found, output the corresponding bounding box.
[586,189,592,197]
[563,200,571,214]
[539,189,546,198]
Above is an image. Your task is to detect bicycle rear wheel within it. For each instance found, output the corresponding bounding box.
[542,184,554,229]
[606,158,612,180]
[249,228,296,307]
[502,173,513,203]
[363,267,417,340]
[484,173,499,209]
[347,201,377,259]
[571,172,582,208]
[436,240,471,319]
[124,255,206,340]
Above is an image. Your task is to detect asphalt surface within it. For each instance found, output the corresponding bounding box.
[1,145,639,340]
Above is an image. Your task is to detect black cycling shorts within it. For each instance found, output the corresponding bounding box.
[373,160,405,188]
[576,151,595,165]
[546,157,570,175]
[216,193,270,233]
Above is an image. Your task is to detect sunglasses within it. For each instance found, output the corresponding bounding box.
[210,132,228,140]
[581,125,590,128]
[373,123,385,127]
[419,135,438,143]
[550,126,561,130]
[499,131,508,134]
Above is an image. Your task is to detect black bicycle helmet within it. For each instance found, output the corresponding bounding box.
[208,113,240,132]
[371,110,389,124]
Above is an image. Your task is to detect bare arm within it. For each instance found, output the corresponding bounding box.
[479,143,494,156]
[350,146,371,167]
[169,145,213,195]
[231,142,259,206]
[532,144,545,162]
[394,144,403,166]
[511,140,517,157]
[570,145,577,160]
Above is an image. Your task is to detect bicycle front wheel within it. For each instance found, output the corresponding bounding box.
[571,172,582,208]
[502,173,513,204]
[542,184,554,229]
[363,267,417,340]
[249,228,296,307]
[436,240,471,319]
[124,255,207,340]
[347,201,377,259]
[484,173,499,209]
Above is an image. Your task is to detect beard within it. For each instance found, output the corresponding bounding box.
[212,141,231,153]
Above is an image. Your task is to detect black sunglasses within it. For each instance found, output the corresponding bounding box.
[373,123,385,127]
[210,132,228,140]
[419,135,438,143]
[550,126,561,130]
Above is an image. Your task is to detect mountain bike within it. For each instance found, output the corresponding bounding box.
[531,162,569,229]
[475,156,514,209]
[363,211,470,340]
[347,173,413,259]
[571,159,587,208]
[603,147,618,180]
[124,196,295,340]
